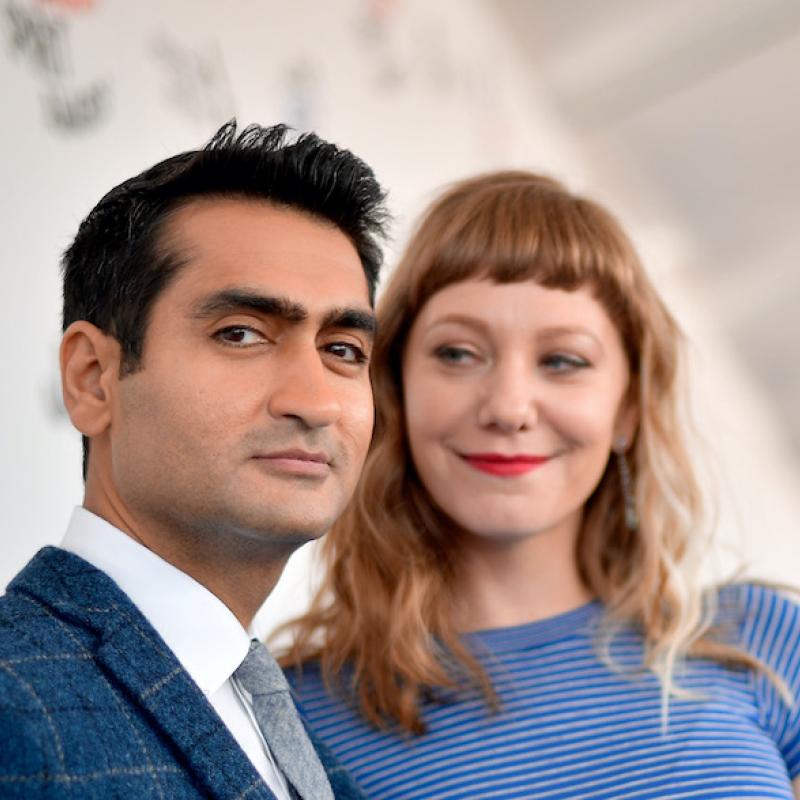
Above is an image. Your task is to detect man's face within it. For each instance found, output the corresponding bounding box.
[105,197,375,548]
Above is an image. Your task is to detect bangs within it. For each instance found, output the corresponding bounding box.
[423,177,634,288]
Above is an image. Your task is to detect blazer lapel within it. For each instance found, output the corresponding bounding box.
[13,548,276,800]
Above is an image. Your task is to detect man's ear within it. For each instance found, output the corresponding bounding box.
[60,321,121,438]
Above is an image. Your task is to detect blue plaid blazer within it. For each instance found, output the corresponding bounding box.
[0,546,367,799]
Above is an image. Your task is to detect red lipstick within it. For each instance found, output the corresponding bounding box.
[462,452,550,477]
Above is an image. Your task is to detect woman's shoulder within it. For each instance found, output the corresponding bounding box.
[284,658,357,714]
[713,581,800,660]
[711,582,800,778]
[714,581,800,622]
[283,658,325,695]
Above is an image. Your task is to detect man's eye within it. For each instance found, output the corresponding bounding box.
[542,353,590,372]
[326,342,368,364]
[214,326,265,346]
[434,345,478,365]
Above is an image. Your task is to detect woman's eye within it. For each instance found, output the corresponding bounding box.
[326,342,368,364]
[214,326,265,346]
[542,353,590,372]
[434,345,478,365]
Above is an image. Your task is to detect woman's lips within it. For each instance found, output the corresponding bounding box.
[461,452,551,477]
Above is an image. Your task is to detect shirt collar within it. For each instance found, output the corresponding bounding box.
[61,506,251,696]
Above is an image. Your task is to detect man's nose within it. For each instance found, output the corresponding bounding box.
[266,343,341,429]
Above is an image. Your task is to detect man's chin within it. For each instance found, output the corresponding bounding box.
[225,512,334,547]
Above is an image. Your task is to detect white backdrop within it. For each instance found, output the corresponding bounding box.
[1,0,798,637]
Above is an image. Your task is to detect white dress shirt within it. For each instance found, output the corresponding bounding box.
[61,506,293,800]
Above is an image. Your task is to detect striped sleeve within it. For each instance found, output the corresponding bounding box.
[738,583,800,777]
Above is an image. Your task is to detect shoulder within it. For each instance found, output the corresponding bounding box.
[285,659,329,703]
[0,578,93,701]
[0,550,114,744]
[714,582,800,658]
[0,590,84,790]
[0,592,71,664]
[713,584,800,777]
[0,554,90,665]
[286,659,359,723]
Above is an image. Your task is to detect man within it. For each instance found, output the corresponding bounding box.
[0,121,388,799]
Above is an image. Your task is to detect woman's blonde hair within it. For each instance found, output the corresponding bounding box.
[280,171,767,734]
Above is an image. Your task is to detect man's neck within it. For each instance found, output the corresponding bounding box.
[83,491,294,629]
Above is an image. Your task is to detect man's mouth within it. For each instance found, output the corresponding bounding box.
[252,449,332,478]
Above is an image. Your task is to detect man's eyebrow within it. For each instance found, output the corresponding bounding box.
[191,290,307,323]
[321,307,377,339]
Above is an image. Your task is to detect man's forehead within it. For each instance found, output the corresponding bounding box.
[157,197,370,311]
[162,196,353,259]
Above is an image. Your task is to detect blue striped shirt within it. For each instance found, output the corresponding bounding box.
[287,584,800,799]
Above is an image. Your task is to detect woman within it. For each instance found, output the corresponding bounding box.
[281,172,800,799]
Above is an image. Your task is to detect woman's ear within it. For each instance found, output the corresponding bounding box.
[60,321,121,438]
[614,389,640,452]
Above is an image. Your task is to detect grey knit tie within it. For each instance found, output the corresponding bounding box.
[234,639,333,800]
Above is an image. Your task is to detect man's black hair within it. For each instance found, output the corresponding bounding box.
[62,120,389,477]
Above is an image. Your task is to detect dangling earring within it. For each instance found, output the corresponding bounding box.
[614,437,638,531]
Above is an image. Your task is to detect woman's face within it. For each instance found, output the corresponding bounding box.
[402,278,636,543]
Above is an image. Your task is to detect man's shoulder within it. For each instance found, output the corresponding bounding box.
[0,545,148,702]
[0,549,203,798]
[1,555,79,652]
[0,551,100,702]
[0,552,101,794]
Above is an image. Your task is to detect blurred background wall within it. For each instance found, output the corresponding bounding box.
[1,0,798,636]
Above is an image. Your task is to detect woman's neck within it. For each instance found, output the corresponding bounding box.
[452,521,593,632]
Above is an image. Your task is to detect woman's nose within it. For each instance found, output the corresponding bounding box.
[476,357,538,433]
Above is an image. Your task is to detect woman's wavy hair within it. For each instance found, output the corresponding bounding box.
[280,171,770,734]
